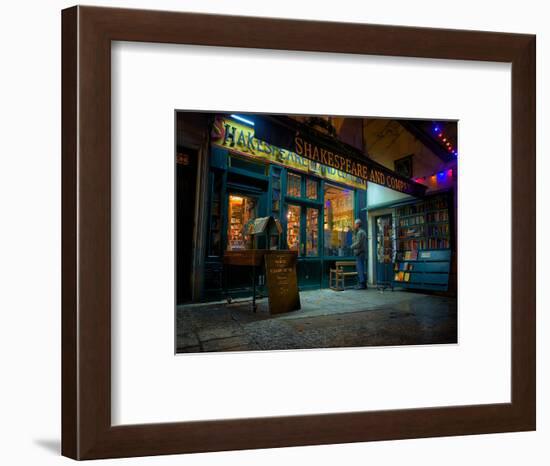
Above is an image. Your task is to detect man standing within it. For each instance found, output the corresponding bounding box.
[351,218,367,289]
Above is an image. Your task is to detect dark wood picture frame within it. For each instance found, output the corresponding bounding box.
[62,6,536,460]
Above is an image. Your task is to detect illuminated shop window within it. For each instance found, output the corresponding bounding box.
[287,172,302,197]
[306,208,319,256]
[323,184,355,257]
[306,178,318,200]
[227,194,258,251]
[286,204,301,252]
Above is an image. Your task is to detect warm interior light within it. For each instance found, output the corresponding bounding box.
[230,195,243,203]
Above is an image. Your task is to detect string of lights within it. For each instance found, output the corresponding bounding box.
[414,168,454,185]
[411,123,457,185]
[432,123,458,157]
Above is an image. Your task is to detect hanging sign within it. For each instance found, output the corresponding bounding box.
[211,117,367,190]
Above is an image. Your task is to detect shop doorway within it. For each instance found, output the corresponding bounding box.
[286,203,322,289]
[286,204,320,257]
[176,149,198,304]
[375,214,394,289]
[224,188,266,294]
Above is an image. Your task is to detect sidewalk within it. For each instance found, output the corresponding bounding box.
[176,288,457,353]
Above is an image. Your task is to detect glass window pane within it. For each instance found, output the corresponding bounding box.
[286,204,301,251]
[323,185,355,256]
[306,178,318,200]
[306,208,319,256]
[271,169,281,214]
[287,172,301,197]
[227,194,257,251]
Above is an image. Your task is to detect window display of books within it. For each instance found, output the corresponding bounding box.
[227,195,257,251]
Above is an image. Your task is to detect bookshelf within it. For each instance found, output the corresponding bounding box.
[393,249,451,291]
[393,193,452,291]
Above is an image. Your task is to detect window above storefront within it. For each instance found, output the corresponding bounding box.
[287,172,302,198]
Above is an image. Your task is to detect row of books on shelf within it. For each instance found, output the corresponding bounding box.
[395,262,414,272]
[427,238,450,248]
[396,204,425,216]
[398,236,451,249]
[398,239,426,251]
[424,197,448,211]
[394,271,411,282]
[398,226,424,238]
[396,196,448,216]
[426,224,449,236]
[398,215,425,226]
[426,210,449,222]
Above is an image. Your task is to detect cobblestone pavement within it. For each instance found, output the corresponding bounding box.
[176,288,457,353]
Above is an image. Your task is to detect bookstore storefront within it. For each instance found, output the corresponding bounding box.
[202,115,425,300]
[203,116,369,299]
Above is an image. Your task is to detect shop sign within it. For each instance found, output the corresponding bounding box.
[294,136,419,195]
[211,117,367,190]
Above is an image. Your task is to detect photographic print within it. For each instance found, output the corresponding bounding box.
[176,112,458,353]
[61,7,535,457]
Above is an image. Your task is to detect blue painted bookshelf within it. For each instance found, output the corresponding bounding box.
[393,249,451,291]
[392,193,452,292]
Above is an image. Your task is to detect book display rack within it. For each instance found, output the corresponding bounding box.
[393,193,453,291]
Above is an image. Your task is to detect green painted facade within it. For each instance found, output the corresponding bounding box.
[202,146,368,301]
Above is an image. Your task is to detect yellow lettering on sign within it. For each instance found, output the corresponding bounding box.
[210,118,417,196]
[211,118,367,190]
[295,136,303,155]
